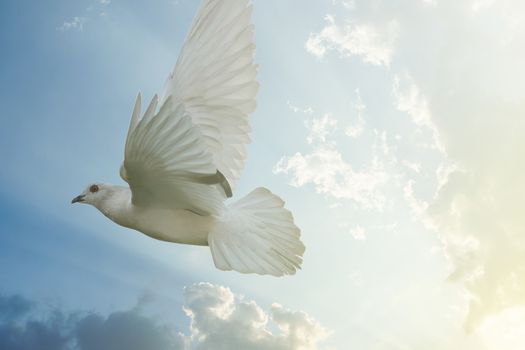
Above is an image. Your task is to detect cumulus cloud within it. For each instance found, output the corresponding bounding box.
[75,311,187,350]
[0,284,330,350]
[403,180,429,221]
[0,294,32,321]
[306,15,398,67]
[477,306,525,350]
[274,141,387,211]
[307,0,525,332]
[306,114,338,144]
[0,294,187,350]
[392,74,444,153]
[374,0,525,330]
[0,294,70,350]
[0,296,69,350]
[273,111,387,210]
[275,95,390,211]
[184,283,330,350]
[428,166,525,331]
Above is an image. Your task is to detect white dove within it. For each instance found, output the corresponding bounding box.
[72,0,305,276]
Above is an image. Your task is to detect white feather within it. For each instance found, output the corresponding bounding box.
[161,0,258,189]
[121,96,226,215]
[209,188,305,276]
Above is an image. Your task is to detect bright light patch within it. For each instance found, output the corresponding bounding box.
[477,307,525,350]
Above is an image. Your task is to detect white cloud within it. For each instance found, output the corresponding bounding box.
[306,15,398,67]
[382,0,525,330]
[277,94,391,211]
[350,225,366,240]
[287,101,314,115]
[300,0,525,341]
[392,74,444,153]
[58,17,86,32]
[428,167,525,331]
[275,105,388,210]
[0,284,330,350]
[306,114,338,144]
[393,62,525,328]
[0,293,189,350]
[275,145,387,210]
[60,0,111,31]
[184,283,331,350]
[345,123,364,138]
[392,75,431,127]
[476,306,525,350]
[403,180,430,222]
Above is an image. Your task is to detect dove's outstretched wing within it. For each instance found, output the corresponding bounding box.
[160,0,258,190]
[120,95,229,215]
[120,0,257,216]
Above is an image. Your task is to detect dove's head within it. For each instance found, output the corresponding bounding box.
[71,183,111,206]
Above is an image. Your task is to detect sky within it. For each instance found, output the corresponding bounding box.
[1,0,524,349]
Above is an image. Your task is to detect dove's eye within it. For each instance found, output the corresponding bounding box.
[89,185,99,193]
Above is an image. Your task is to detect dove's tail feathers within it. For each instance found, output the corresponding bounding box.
[208,187,305,276]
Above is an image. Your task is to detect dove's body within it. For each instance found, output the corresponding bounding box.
[94,186,214,246]
[72,0,305,276]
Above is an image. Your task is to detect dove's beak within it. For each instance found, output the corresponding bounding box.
[71,194,85,204]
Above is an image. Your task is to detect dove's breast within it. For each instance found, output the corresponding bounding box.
[128,206,216,246]
[114,205,216,246]
[99,188,216,246]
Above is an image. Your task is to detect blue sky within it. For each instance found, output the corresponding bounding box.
[2,0,525,349]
